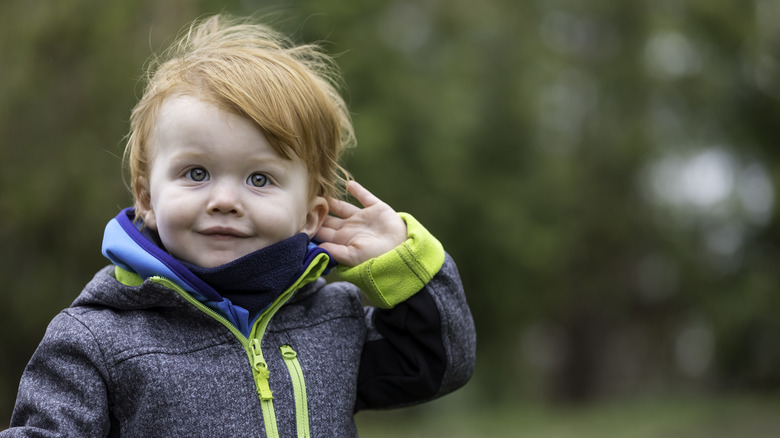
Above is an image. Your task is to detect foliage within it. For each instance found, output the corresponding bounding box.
[2,0,780,426]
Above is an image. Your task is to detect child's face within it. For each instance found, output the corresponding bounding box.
[138,94,327,268]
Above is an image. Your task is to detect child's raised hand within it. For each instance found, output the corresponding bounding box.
[315,182,407,267]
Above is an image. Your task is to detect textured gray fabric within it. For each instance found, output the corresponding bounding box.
[3,255,475,437]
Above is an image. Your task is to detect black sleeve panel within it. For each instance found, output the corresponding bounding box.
[354,289,446,411]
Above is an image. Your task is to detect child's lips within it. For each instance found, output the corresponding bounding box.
[198,226,250,238]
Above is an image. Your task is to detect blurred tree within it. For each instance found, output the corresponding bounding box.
[2,0,780,427]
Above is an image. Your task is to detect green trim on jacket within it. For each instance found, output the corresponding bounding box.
[337,212,445,309]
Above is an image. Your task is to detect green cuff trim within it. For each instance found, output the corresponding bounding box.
[337,213,445,309]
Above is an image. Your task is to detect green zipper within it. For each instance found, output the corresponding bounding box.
[280,345,309,438]
[150,276,283,438]
[250,338,279,438]
[133,252,330,438]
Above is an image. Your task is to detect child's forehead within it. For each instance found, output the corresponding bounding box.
[157,92,224,119]
[150,94,304,165]
[154,94,251,137]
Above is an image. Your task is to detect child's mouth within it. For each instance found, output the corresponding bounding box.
[199,227,250,238]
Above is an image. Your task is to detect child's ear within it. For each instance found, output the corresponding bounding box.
[301,196,329,237]
[135,177,158,230]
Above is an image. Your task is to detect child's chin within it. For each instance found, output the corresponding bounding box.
[183,252,240,269]
[193,248,263,268]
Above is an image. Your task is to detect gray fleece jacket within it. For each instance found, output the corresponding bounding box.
[2,211,476,437]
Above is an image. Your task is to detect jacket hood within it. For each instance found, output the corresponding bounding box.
[99,207,333,336]
[75,265,194,311]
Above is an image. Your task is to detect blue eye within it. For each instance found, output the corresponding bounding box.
[248,173,269,187]
[186,168,209,182]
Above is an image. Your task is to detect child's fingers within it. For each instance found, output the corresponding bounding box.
[327,197,360,219]
[319,214,345,233]
[316,242,352,265]
[347,181,381,207]
[313,225,336,243]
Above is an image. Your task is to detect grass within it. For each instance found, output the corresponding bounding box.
[4,391,779,436]
[355,394,780,438]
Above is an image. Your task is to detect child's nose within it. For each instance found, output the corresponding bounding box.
[207,181,242,215]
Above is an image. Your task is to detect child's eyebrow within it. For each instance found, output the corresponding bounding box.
[167,148,292,168]
[165,150,214,166]
[167,149,210,161]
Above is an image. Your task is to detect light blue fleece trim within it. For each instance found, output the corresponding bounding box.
[102,210,253,336]
[101,208,334,338]
[103,217,185,290]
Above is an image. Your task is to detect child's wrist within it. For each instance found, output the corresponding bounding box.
[338,213,445,308]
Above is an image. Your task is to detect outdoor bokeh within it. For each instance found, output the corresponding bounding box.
[2,0,780,435]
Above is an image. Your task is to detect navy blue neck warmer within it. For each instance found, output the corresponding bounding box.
[140,225,312,315]
[177,233,311,315]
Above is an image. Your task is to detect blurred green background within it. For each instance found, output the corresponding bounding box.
[2,0,780,435]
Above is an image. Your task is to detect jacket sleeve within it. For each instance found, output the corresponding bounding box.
[338,213,477,411]
[3,312,112,437]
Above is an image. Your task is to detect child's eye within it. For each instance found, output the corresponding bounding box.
[186,168,209,182]
[247,173,269,187]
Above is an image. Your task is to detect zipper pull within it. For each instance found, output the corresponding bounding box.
[280,344,296,359]
[250,339,273,400]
